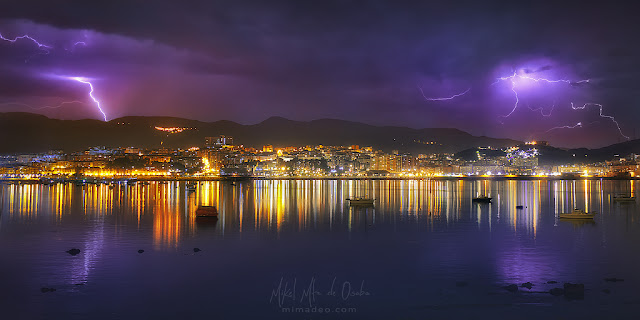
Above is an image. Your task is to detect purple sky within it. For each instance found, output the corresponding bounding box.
[1,1,639,148]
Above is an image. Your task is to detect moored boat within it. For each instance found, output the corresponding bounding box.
[613,194,635,202]
[559,209,597,219]
[472,196,492,203]
[196,206,218,217]
[347,198,374,206]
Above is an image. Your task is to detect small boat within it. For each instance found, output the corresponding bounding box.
[613,194,635,202]
[516,205,524,209]
[196,206,218,217]
[472,196,492,203]
[559,209,597,220]
[347,198,374,206]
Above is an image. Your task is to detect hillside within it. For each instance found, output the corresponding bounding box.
[0,112,521,154]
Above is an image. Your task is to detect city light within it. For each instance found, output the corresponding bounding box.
[1,138,638,180]
[155,126,191,134]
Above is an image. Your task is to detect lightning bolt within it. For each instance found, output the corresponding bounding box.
[68,77,108,121]
[1,32,54,62]
[0,100,86,110]
[517,75,589,85]
[498,72,520,118]
[65,41,87,52]
[494,71,590,119]
[545,122,582,133]
[0,32,52,52]
[494,69,628,140]
[570,102,629,140]
[2,31,90,60]
[417,85,471,101]
[528,102,554,117]
[2,31,107,121]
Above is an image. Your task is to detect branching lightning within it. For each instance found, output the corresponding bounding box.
[1,30,108,121]
[0,100,85,110]
[570,102,629,140]
[0,32,52,53]
[542,120,601,134]
[493,69,628,140]
[497,72,520,118]
[528,102,554,117]
[417,85,470,101]
[494,71,590,119]
[545,122,582,133]
[68,77,107,121]
[0,32,54,62]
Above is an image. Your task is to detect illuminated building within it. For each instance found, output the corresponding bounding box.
[2,140,639,179]
[205,135,234,148]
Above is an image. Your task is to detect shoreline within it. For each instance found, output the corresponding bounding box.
[1,176,638,183]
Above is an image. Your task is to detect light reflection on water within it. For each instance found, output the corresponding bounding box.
[1,179,639,245]
[1,179,640,319]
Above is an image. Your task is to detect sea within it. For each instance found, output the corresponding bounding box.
[1,179,639,319]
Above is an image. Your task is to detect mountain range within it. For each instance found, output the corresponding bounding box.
[1,112,639,163]
[0,112,519,154]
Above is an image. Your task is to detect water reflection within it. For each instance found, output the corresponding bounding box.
[1,179,638,247]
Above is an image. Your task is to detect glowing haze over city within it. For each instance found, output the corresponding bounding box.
[1,1,639,148]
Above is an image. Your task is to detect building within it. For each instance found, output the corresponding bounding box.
[205,135,234,147]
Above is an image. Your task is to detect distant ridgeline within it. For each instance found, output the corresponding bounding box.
[2,112,639,163]
[0,112,520,155]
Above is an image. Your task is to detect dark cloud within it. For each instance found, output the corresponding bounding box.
[0,0,639,147]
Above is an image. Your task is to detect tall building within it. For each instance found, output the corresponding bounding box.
[205,135,234,148]
[217,135,233,146]
[372,152,400,172]
[204,137,215,147]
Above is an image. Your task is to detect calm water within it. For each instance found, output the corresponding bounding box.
[1,179,640,319]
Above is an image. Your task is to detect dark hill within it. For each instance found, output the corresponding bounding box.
[454,139,640,165]
[0,112,521,154]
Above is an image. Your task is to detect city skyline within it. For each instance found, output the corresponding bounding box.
[2,1,640,148]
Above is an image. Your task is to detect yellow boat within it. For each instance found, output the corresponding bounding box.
[559,209,597,220]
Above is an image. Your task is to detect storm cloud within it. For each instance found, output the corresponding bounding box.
[1,0,639,147]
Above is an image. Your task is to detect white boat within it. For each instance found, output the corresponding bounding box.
[559,209,597,220]
[347,198,374,206]
[613,194,636,202]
